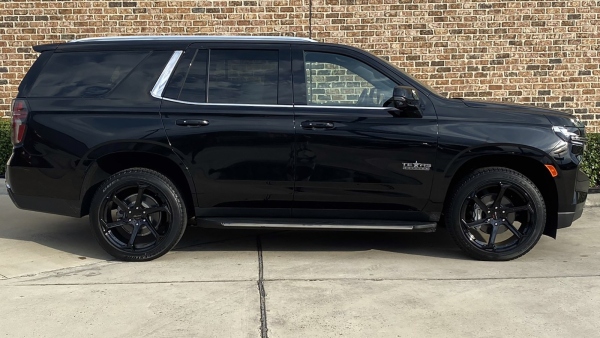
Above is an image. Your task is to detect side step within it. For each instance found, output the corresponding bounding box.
[198,218,437,232]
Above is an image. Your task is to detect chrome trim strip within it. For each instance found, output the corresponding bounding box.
[219,223,432,231]
[295,105,391,110]
[150,50,183,99]
[161,97,389,110]
[162,97,293,108]
[71,35,316,43]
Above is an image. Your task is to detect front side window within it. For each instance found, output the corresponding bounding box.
[304,52,396,107]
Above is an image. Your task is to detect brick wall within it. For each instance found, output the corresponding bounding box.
[1,0,599,131]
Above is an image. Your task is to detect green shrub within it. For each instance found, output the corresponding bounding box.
[581,133,600,187]
[0,118,11,176]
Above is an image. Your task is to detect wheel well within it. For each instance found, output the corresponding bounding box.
[80,152,195,218]
[444,155,558,237]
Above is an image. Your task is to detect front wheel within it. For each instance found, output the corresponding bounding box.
[89,168,187,261]
[445,167,546,261]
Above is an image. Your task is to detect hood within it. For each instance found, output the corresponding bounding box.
[458,99,580,127]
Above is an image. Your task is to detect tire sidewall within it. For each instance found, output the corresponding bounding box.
[90,170,186,261]
[447,169,546,261]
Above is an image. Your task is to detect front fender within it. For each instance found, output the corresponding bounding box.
[430,143,556,205]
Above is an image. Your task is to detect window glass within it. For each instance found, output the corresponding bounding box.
[304,52,396,107]
[162,49,197,100]
[30,51,148,98]
[208,50,278,104]
[179,50,208,102]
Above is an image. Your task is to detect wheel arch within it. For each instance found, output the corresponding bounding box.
[440,147,559,238]
[78,146,196,218]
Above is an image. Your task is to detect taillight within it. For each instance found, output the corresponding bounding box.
[11,99,28,145]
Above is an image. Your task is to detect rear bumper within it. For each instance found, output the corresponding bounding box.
[5,165,81,218]
[7,186,81,217]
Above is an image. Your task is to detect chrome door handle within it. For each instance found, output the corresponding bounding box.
[176,119,209,127]
[301,121,335,130]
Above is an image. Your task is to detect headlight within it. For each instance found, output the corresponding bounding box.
[552,126,585,144]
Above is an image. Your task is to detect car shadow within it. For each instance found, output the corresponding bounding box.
[175,226,467,260]
[0,208,466,261]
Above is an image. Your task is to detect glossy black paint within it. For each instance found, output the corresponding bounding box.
[161,101,296,217]
[289,44,438,221]
[160,44,295,217]
[6,37,589,237]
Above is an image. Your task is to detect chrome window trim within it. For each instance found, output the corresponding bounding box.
[152,50,390,111]
[295,105,390,110]
[162,97,292,108]
[161,97,389,110]
[150,50,183,99]
[71,35,316,43]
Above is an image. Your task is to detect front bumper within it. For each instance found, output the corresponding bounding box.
[556,168,589,229]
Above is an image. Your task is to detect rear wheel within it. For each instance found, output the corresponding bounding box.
[445,167,546,261]
[90,168,187,261]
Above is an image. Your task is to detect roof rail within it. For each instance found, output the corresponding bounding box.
[70,35,317,43]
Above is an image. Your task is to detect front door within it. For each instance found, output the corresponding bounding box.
[291,46,438,221]
[160,44,295,217]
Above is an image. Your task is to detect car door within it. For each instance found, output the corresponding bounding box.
[291,45,438,221]
[159,43,295,218]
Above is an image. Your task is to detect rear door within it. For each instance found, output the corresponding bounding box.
[159,43,295,217]
[291,45,438,221]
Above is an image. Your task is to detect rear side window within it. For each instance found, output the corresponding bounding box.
[208,50,278,104]
[164,49,279,105]
[179,50,208,103]
[29,51,148,98]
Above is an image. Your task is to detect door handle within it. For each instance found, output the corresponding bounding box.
[176,119,209,127]
[301,121,335,130]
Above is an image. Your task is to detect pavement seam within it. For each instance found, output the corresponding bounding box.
[7,274,600,287]
[0,260,121,282]
[263,275,600,282]
[257,235,269,338]
[8,279,256,286]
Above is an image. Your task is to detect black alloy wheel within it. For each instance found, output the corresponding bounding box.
[446,167,546,261]
[90,168,187,261]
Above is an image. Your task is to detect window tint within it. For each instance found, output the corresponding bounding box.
[30,51,148,98]
[179,50,208,102]
[208,50,278,104]
[304,52,396,107]
[162,49,197,100]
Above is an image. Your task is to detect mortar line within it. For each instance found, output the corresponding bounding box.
[257,235,269,338]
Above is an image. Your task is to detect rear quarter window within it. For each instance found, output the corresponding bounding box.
[29,51,149,98]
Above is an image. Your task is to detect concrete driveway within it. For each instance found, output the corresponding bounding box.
[1,180,599,337]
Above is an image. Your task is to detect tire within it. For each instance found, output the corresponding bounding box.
[89,168,187,261]
[445,167,546,261]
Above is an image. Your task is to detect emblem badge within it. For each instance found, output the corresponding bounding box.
[402,161,432,171]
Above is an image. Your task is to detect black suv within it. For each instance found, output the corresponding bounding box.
[6,36,589,261]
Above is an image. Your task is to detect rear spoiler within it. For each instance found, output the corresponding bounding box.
[32,43,62,53]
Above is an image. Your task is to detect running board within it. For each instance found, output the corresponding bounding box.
[198,218,437,232]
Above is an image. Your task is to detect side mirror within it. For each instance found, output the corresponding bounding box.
[385,86,422,117]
